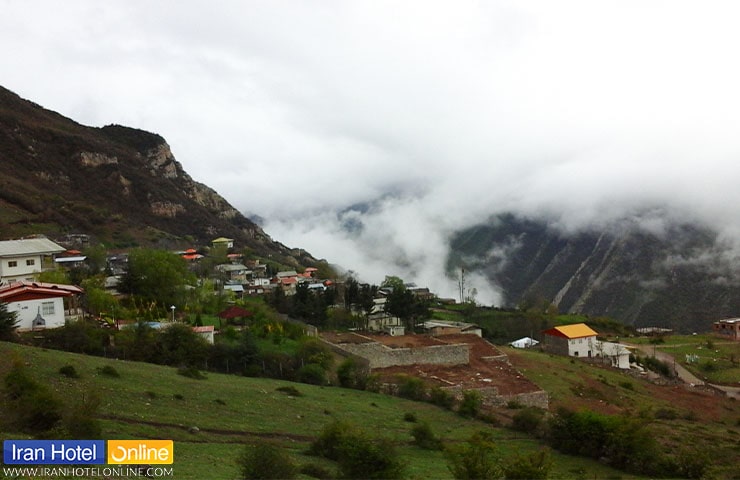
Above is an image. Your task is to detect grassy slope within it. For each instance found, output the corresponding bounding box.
[0,342,637,480]
[507,346,740,478]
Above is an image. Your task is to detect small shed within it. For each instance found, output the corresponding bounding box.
[510,337,539,349]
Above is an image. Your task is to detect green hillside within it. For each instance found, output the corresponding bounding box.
[0,342,639,480]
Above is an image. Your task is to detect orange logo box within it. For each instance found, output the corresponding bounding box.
[107,440,173,464]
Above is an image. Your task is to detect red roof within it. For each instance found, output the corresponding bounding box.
[0,281,84,302]
[193,326,215,333]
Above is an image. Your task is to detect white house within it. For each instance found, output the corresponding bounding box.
[542,323,599,358]
[0,281,84,331]
[542,323,631,369]
[0,237,66,284]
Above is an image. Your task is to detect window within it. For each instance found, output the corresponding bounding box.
[42,302,55,316]
[8,261,17,268]
[26,259,35,266]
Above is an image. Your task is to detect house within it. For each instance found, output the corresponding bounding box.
[422,320,482,337]
[211,237,234,249]
[0,281,84,331]
[217,263,250,283]
[366,297,403,333]
[541,323,598,358]
[542,323,631,369]
[509,337,539,349]
[193,325,215,344]
[0,237,66,284]
[595,341,631,369]
[54,255,87,269]
[713,318,740,341]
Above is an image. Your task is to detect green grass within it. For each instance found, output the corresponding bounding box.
[0,342,641,480]
[626,334,740,384]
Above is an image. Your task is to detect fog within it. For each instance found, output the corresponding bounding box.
[3,1,740,303]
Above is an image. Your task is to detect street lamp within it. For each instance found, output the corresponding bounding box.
[170,305,176,322]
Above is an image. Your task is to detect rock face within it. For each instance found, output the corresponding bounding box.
[0,85,316,268]
[449,214,740,332]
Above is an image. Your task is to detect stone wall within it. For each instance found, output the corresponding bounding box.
[443,385,549,410]
[331,341,470,369]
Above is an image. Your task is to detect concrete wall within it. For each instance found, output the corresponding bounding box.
[332,341,470,369]
[441,385,549,410]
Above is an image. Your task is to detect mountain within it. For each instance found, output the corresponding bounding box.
[448,214,740,333]
[0,86,320,268]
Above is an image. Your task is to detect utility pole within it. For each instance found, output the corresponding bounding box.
[458,268,465,304]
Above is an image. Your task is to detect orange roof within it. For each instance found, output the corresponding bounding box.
[543,323,598,339]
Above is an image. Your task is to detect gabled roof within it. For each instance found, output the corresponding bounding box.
[542,323,598,339]
[0,238,66,257]
[0,281,84,302]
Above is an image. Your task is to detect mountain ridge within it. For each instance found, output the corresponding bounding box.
[0,85,320,269]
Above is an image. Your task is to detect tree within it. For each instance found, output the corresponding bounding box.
[0,302,19,341]
[119,248,195,312]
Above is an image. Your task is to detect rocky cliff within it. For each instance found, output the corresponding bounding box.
[0,86,317,268]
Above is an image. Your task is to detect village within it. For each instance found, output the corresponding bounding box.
[1,234,738,411]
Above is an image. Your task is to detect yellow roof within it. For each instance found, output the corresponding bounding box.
[554,323,598,339]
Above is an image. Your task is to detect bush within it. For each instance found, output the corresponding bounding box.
[446,431,501,480]
[97,365,120,378]
[309,421,405,479]
[458,390,482,418]
[411,422,443,450]
[503,449,553,480]
[64,392,102,439]
[296,363,327,385]
[3,361,63,434]
[276,386,303,397]
[403,412,417,423]
[58,365,79,378]
[239,441,297,479]
[336,357,369,390]
[429,386,455,410]
[397,375,426,401]
[177,366,207,380]
[511,407,545,435]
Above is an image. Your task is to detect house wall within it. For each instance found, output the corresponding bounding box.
[567,336,597,357]
[8,297,66,330]
[332,341,470,369]
[713,321,740,340]
[0,254,43,283]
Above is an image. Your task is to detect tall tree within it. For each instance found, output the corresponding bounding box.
[0,301,19,341]
[119,248,195,312]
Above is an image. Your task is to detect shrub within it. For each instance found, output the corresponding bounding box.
[310,421,405,479]
[411,422,443,450]
[239,441,297,479]
[3,361,63,434]
[403,412,417,423]
[64,392,102,439]
[446,431,501,480]
[619,381,634,390]
[429,386,455,410]
[276,385,303,397]
[97,365,120,378]
[397,375,426,401]
[336,357,369,390]
[177,366,206,380]
[58,365,79,378]
[511,407,546,435]
[297,363,327,386]
[503,449,553,480]
[458,390,482,418]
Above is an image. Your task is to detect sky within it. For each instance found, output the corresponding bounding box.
[3,1,740,303]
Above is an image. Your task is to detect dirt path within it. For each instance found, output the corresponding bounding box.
[623,342,740,399]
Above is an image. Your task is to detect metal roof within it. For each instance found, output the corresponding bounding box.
[0,238,66,257]
[544,323,599,339]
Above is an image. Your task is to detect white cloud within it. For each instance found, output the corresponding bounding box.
[3,1,740,300]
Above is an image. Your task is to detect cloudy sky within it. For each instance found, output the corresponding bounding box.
[3,1,740,302]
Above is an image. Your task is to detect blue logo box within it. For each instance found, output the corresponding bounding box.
[3,440,106,465]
